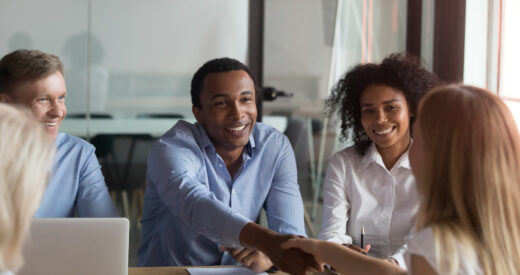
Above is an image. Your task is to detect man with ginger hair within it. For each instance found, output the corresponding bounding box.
[0,49,118,218]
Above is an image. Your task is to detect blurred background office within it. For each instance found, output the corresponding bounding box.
[0,0,517,266]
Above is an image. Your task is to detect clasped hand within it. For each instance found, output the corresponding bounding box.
[220,246,273,273]
[266,234,323,275]
[231,233,323,274]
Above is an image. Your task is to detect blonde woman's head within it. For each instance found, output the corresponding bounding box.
[410,85,520,275]
[0,103,55,272]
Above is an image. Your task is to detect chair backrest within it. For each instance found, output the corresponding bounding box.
[136,113,184,119]
[67,113,113,119]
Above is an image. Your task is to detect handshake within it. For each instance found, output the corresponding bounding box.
[229,222,326,275]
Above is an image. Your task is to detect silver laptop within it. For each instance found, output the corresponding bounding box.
[18,218,129,275]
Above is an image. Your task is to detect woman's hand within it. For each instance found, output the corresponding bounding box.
[281,237,326,267]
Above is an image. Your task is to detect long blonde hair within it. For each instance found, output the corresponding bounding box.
[415,85,520,275]
[0,103,55,272]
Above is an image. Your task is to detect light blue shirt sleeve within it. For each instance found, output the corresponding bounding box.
[147,135,250,247]
[35,133,118,218]
[75,144,119,217]
[264,136,306,236]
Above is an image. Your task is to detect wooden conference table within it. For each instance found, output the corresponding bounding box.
[129,266,335,275]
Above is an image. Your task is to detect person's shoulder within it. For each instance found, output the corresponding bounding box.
[412,227,434,244]
[253,122,288,144]
[254,122,284,135]
[56,132,94,151]
[54,133,97,167]
[162,120,199,139]
[328,144,362,168]
[152,120,203,154]
[407,227,435,256]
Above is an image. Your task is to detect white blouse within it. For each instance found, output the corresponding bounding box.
[318,143,419,268]
[405,227,482,275]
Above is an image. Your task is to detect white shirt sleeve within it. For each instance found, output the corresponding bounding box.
[391,227,416,269]
[405,227,482,275]
[405,227,437,274]
[318,152,353,244]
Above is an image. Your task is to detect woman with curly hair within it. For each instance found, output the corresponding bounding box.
[318,54,439,268]
[283,85,520,275]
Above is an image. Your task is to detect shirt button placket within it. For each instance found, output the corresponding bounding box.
[384,177,393,239]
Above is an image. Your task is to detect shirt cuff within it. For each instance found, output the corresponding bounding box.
[220,213,251,248]
[391,252,407,270]
[318,234,353,245]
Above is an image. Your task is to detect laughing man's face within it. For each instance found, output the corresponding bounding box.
[3,71,67,140]
[193,70,257,156]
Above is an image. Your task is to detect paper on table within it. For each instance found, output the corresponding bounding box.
[187,267,268,275]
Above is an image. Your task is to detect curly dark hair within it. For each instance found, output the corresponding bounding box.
[326,53,440,156]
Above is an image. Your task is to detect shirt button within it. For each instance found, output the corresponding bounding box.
[232,190,236,195]
[217,163,222,167]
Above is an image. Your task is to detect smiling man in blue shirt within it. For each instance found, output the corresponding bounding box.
[0,49,118,218]
[139,58,320,274]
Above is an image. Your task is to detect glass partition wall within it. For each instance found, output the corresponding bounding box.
[0,0,249,266]
[1,0,409,266]
[263,0,408,234]
[0,0,248,119]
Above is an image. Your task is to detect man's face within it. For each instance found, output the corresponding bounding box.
[193,70,257,155]
[1,71,67,139]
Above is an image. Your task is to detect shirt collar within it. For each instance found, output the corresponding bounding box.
[196,122,256,157]
[359,140,412,171]
[197,123,214,149]
[54,132,65,146]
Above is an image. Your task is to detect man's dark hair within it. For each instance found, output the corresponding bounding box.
[0,49,64,95]
[191,57,256,108]
[326,53,441,156]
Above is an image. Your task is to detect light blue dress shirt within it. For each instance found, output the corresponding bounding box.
[34,133,119,217]
[138,121,305,267]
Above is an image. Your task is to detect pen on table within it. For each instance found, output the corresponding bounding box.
[361,225,365,254]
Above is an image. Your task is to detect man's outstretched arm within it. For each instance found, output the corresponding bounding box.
[239,222,323,275]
